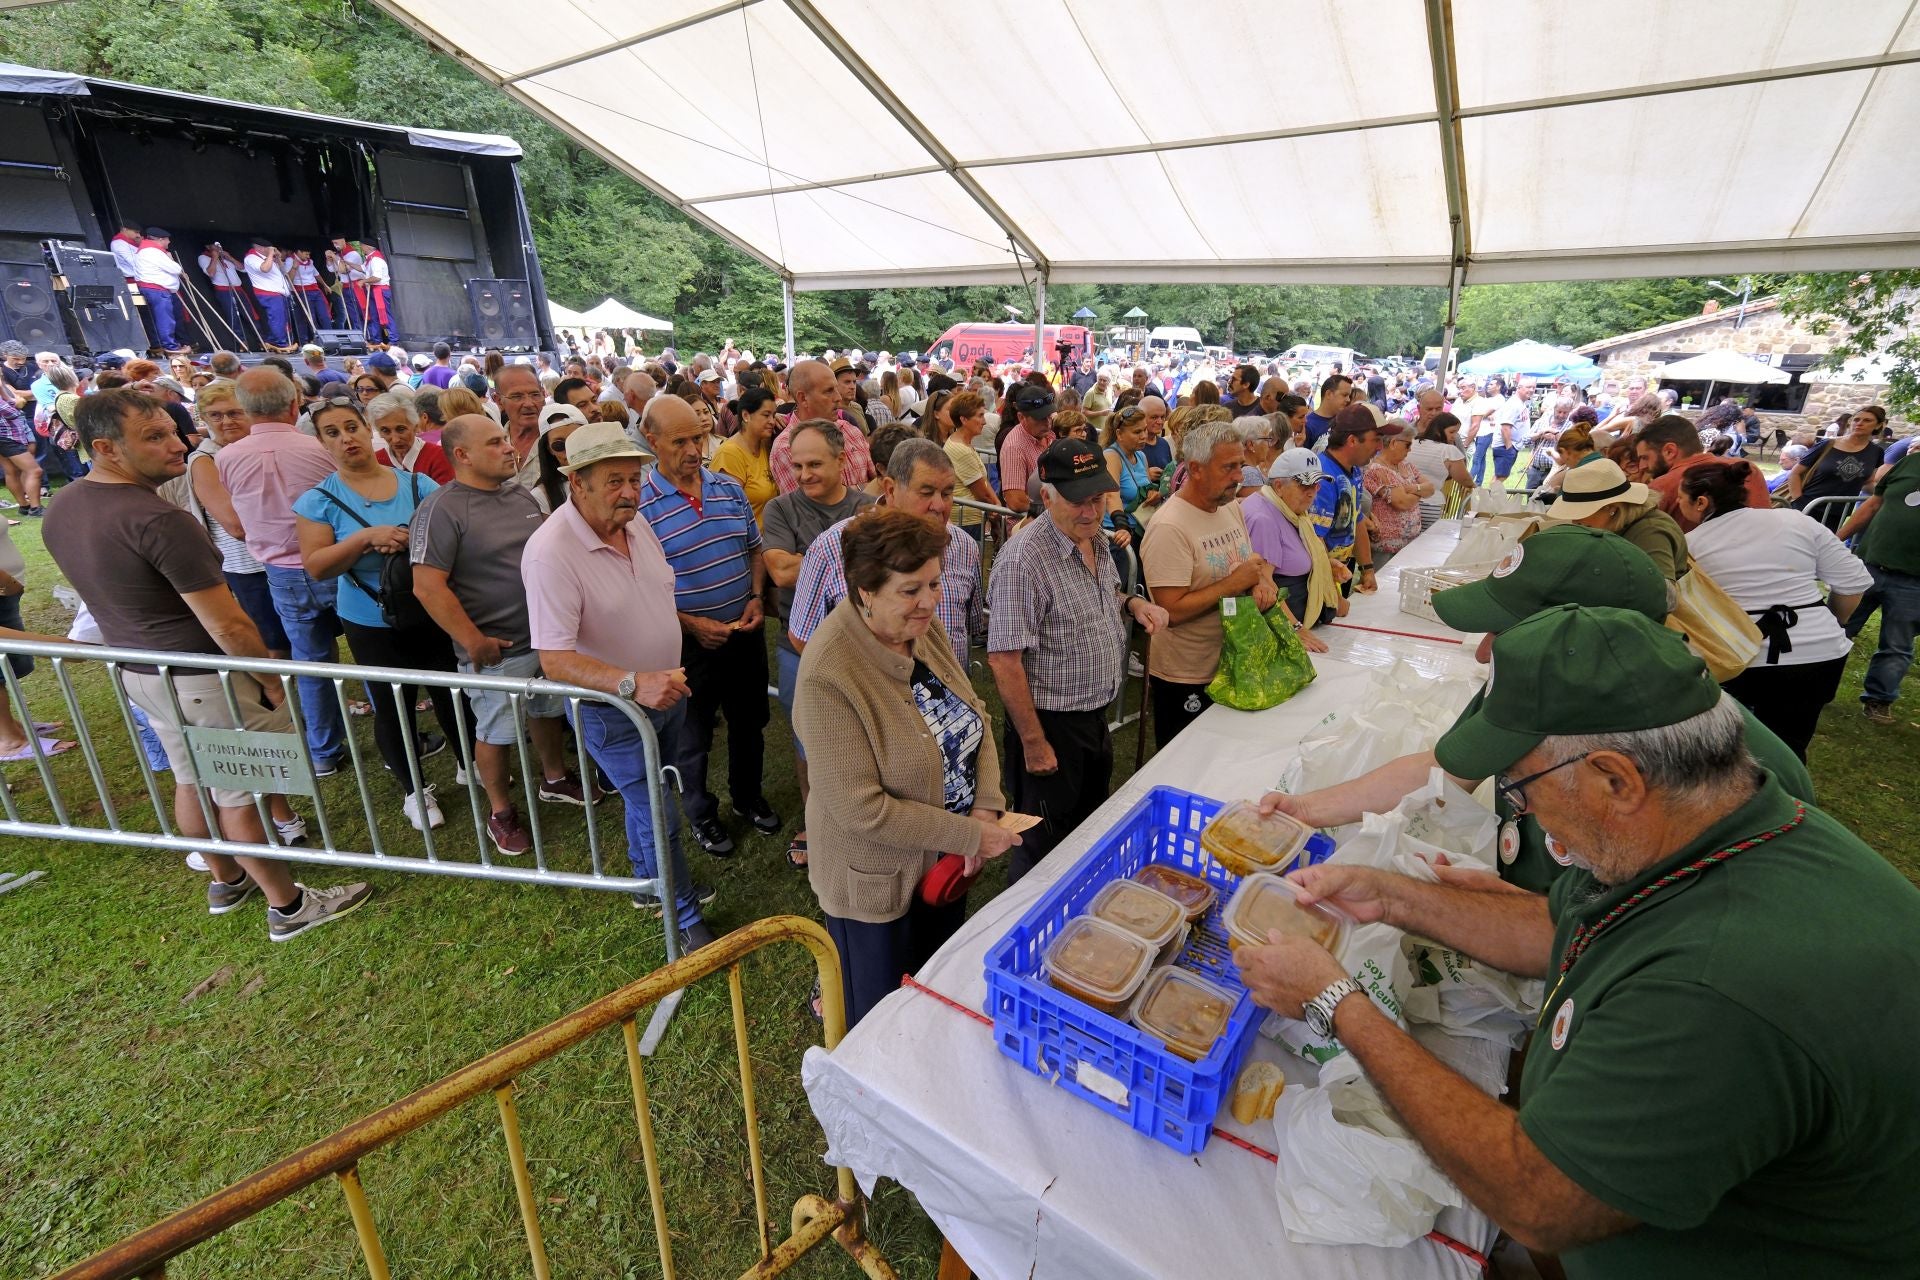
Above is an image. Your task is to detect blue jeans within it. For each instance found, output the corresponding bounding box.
[1862,565,1920,706]
[775,636,805,762]
[1468,434,1492,485]
[257,292,290,346]
[138,285,180,349]
[263,564,346,764]
[579,699,703,930]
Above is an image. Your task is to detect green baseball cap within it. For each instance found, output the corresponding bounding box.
[1431,525,1667,635]
[1434,605,1722,780]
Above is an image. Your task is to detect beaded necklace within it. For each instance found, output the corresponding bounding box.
[1538,802,1807,1026]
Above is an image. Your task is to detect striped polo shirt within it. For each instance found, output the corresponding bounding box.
[638,466,762,622]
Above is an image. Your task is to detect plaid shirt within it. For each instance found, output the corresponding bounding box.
[986,513,1127,712]
[0,398,33,447]
[769,411,874,493]
[788,514,981,666]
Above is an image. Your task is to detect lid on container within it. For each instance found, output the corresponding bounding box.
[1201,799,1313,874]
[1045,916,1154,1005]
[1129,966,1238,1061]
[1223,872,1348,953]
[1132,863,1217,918]
[1089,879,1185,949]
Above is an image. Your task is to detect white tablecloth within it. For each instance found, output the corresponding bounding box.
[804,522,1502,1280]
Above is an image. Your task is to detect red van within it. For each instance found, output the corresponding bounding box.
[927,323,1091,370]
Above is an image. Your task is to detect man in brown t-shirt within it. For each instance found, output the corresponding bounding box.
[44,389,371,942]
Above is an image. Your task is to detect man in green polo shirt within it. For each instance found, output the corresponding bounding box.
[1236,606,1920,1276]
[1836,447,1920,723]
[1259,524,1813,891]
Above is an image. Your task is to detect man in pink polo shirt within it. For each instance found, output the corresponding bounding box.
[216,368,347,770]
[997,381,1057,515]
[769,358,872,493]
[522,420,715,952]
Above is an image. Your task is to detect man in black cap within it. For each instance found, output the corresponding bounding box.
[987,439,1168,881]
[996,382,1056,515]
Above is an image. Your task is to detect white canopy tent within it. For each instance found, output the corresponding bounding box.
[576,298,675,331]
[545,299,590,328]
[1654,349,1791,409]
[372,0,1920,362]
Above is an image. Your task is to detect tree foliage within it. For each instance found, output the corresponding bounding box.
[1775,272,1920,414]
[0,1,1731,360]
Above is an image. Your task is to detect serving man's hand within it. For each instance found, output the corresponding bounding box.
[1237,931,1349,1019]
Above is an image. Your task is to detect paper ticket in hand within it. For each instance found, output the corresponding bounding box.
[997,812,1042,833]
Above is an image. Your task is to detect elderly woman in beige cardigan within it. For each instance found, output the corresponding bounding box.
[794,508,1021,1025]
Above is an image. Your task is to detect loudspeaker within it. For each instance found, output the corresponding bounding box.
[308,328,368,356]
[0,261,65,350]
[43,240,124,298]
[466,277,535,349]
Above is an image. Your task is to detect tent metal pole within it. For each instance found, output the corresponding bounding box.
[782,277,795,363]
[1437,261,1464,382]
[1033,272,1047,377]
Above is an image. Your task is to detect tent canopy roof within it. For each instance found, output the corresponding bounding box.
[577,299,674,330]
[1655,350,1793,384]
[1458,339,1601,379]
[371,0,1920,291]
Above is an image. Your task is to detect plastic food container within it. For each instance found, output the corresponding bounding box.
[1090,880,1189,964]
[1128,966,1238,1062]
[1131,863,1218,923]
[1044,917,1154,1018]
[1200,800,1314,878]
[1222,872,1349,955]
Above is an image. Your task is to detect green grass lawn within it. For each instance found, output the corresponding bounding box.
[1,481,1912,1278]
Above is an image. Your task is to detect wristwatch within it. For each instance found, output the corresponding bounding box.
[1303,977,1365,1039]
[616,671,637,701]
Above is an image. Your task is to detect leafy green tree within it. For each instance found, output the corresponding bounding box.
[1776,271,1920,414]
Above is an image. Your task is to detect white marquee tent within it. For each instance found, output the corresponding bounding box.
[371,0,1920,356]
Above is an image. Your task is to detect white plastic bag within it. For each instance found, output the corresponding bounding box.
[1402,942,1544,1049]
[1277,666,1479,796]
[1386,767,1500,872]
[1270,1075,1464,1247]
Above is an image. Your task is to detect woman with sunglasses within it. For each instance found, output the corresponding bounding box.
[531,402,592,514]
[293,396,461,833]
[1101,403,1159,552]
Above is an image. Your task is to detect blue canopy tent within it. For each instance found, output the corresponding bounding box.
[1458,339,1601,384]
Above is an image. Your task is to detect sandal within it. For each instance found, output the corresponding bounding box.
[786,834,808,870]
[808,978,823,1021]
[0,736,76,763]
[346,699,373,717]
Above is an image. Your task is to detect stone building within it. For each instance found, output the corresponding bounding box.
[1574,296,1912,440]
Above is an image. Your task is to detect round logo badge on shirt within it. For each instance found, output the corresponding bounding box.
[1905,491,1920,508]
[1546,833,1575,867]
[1551,998,1575,1050]
[1498,820,1521,864]
[1491,544,1525,578]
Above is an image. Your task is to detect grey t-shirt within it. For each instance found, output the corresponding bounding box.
[410,479,548,661]
[760,487,876,620]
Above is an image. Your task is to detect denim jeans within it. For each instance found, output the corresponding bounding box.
[1468,434,1493,485]
[1862,565,1920,707]
[263,564,346,764]
[579,698,703,930]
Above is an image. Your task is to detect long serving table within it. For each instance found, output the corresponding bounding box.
[802,521,1502,1280]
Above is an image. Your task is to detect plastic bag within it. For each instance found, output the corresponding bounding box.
[1276,663,1479,795]
[1446,513,1536,567]
[1403,942,1544,1049]
[1270,1075,1464,1247]
[1206,595,1316,712]
[1666,562,1763,681]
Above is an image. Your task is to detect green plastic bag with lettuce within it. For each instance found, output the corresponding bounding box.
[1205,595,1317,712]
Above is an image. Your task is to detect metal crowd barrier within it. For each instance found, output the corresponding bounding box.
[46,915,900,1280]
[0,638,693,1043]
[1798,493,1869,535]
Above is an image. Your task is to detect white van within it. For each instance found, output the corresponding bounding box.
[1146,325,1205,355]
[1279,343,1358,369]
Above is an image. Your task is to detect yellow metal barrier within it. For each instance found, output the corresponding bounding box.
[46,916,897,1280]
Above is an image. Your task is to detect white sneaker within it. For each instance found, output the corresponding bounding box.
[404,784,445,831]
[267,881,373,942]
[1127,653,1145,677]
[454,764,470,787]
[274,815,310,847]
[185,851,210,872]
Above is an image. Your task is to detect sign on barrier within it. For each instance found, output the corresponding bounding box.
[184,726,318,798]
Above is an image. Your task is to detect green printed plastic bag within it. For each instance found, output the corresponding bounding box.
[1206,595,1318,711]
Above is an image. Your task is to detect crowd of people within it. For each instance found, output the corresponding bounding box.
[3,323,1918,1274]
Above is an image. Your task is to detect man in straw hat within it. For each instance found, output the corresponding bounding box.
[1236,606,1920,1277]
[520,419,715,950]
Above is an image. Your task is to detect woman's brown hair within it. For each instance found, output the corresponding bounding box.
[842,508,948,609]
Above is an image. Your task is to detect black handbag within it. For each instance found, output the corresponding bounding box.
[318,473,433,630]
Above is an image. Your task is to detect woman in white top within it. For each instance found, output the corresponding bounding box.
[1678,458,1873,761]
[1406,412,1470,529]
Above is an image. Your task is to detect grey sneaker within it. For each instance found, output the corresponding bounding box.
[1863,700,1895,725]
[268,881,373,942]
[679,920,717,953]
[207,874,258,915]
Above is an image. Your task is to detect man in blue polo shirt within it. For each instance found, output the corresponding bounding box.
[639,395,777,857]
[1309,404,1386,596]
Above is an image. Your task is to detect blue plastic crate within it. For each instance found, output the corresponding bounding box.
[983,785,1335,1155]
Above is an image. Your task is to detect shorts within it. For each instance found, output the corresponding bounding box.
[122,669,298,807]
[0,437,27,459]
[225,570,290,652]
[461,648,566,746]
[0,593,31,678]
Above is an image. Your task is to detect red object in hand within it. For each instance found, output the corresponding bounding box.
[919,853,980,907]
